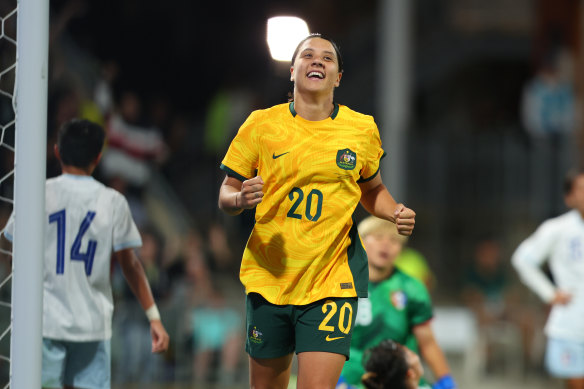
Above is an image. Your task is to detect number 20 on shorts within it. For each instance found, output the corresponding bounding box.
[318,300,353,334]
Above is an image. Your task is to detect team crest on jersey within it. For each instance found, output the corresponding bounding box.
[390,290,407,310]
[250,326,263,344]
[336,148,357,170]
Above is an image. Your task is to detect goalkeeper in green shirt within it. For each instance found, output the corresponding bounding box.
[338,216,456,389]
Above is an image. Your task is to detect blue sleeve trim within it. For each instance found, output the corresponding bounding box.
[114,240,142,252]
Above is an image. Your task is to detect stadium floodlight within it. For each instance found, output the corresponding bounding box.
[266,16,309,62]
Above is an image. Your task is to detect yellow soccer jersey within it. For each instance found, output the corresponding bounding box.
[221,102,385,305]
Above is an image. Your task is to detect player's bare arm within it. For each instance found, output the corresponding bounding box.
[359,174,415,236]
[114,248,170,353]
[219,175,264,215]
[413,323,453,381]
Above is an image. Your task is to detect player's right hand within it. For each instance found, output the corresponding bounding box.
[238,175,264,209]
[394,203,416,236]
[150,320,170,353]
[551,290,572,305]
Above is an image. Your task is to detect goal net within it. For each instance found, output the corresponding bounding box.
[0,3,17,387]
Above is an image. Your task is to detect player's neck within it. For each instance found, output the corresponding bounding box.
[369,265,394,283]
[292,94,335,121]
[61,164,93,176]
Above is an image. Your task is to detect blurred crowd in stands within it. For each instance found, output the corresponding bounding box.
[0,0,258,386]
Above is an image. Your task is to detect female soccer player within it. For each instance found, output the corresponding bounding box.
[218,34,415,389]
[339,216,455,389]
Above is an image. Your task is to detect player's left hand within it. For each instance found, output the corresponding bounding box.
[394,204,415,236]
[432,374,457,389]
[150,319,170,353]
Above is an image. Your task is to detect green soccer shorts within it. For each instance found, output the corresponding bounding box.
[245,292,358,360]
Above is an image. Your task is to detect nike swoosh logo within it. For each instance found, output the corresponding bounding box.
[272,152,290,159]
[325,334,345,342]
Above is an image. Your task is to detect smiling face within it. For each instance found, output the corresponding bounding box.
[290,37,343,97]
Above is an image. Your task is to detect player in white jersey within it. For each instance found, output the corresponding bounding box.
[3,119,169,389]
[512,169,584,389]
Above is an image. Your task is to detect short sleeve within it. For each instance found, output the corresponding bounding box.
[2,211,14,242]
[220,111,260,181]
[112,194,142,252]
[407,278,433,326]
[358,121,385,182]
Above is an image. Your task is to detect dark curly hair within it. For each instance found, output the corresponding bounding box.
[361,340,410,389]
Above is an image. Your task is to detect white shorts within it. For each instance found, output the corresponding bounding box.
[42,338,111,389]
[545,337,584,378]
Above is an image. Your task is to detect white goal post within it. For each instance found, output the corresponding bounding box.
[10,0,49,388]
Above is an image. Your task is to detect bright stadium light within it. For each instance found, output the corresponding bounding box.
[266,16,309,62]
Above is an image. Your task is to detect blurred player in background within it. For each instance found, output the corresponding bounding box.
[359,339,424,389]
[218,34,415,389]
[339,216,455,389]
[512,169,584,389]
[3,119,169,389]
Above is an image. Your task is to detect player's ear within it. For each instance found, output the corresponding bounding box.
[53,144,61,162]
[290,66,295,82]
[334,71,342,87]
[94,152,102,165]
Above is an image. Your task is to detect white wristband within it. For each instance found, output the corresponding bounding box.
[145,305,161,321]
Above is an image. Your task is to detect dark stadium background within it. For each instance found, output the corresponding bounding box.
[56,0,378,113]
[46,0,583,300]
